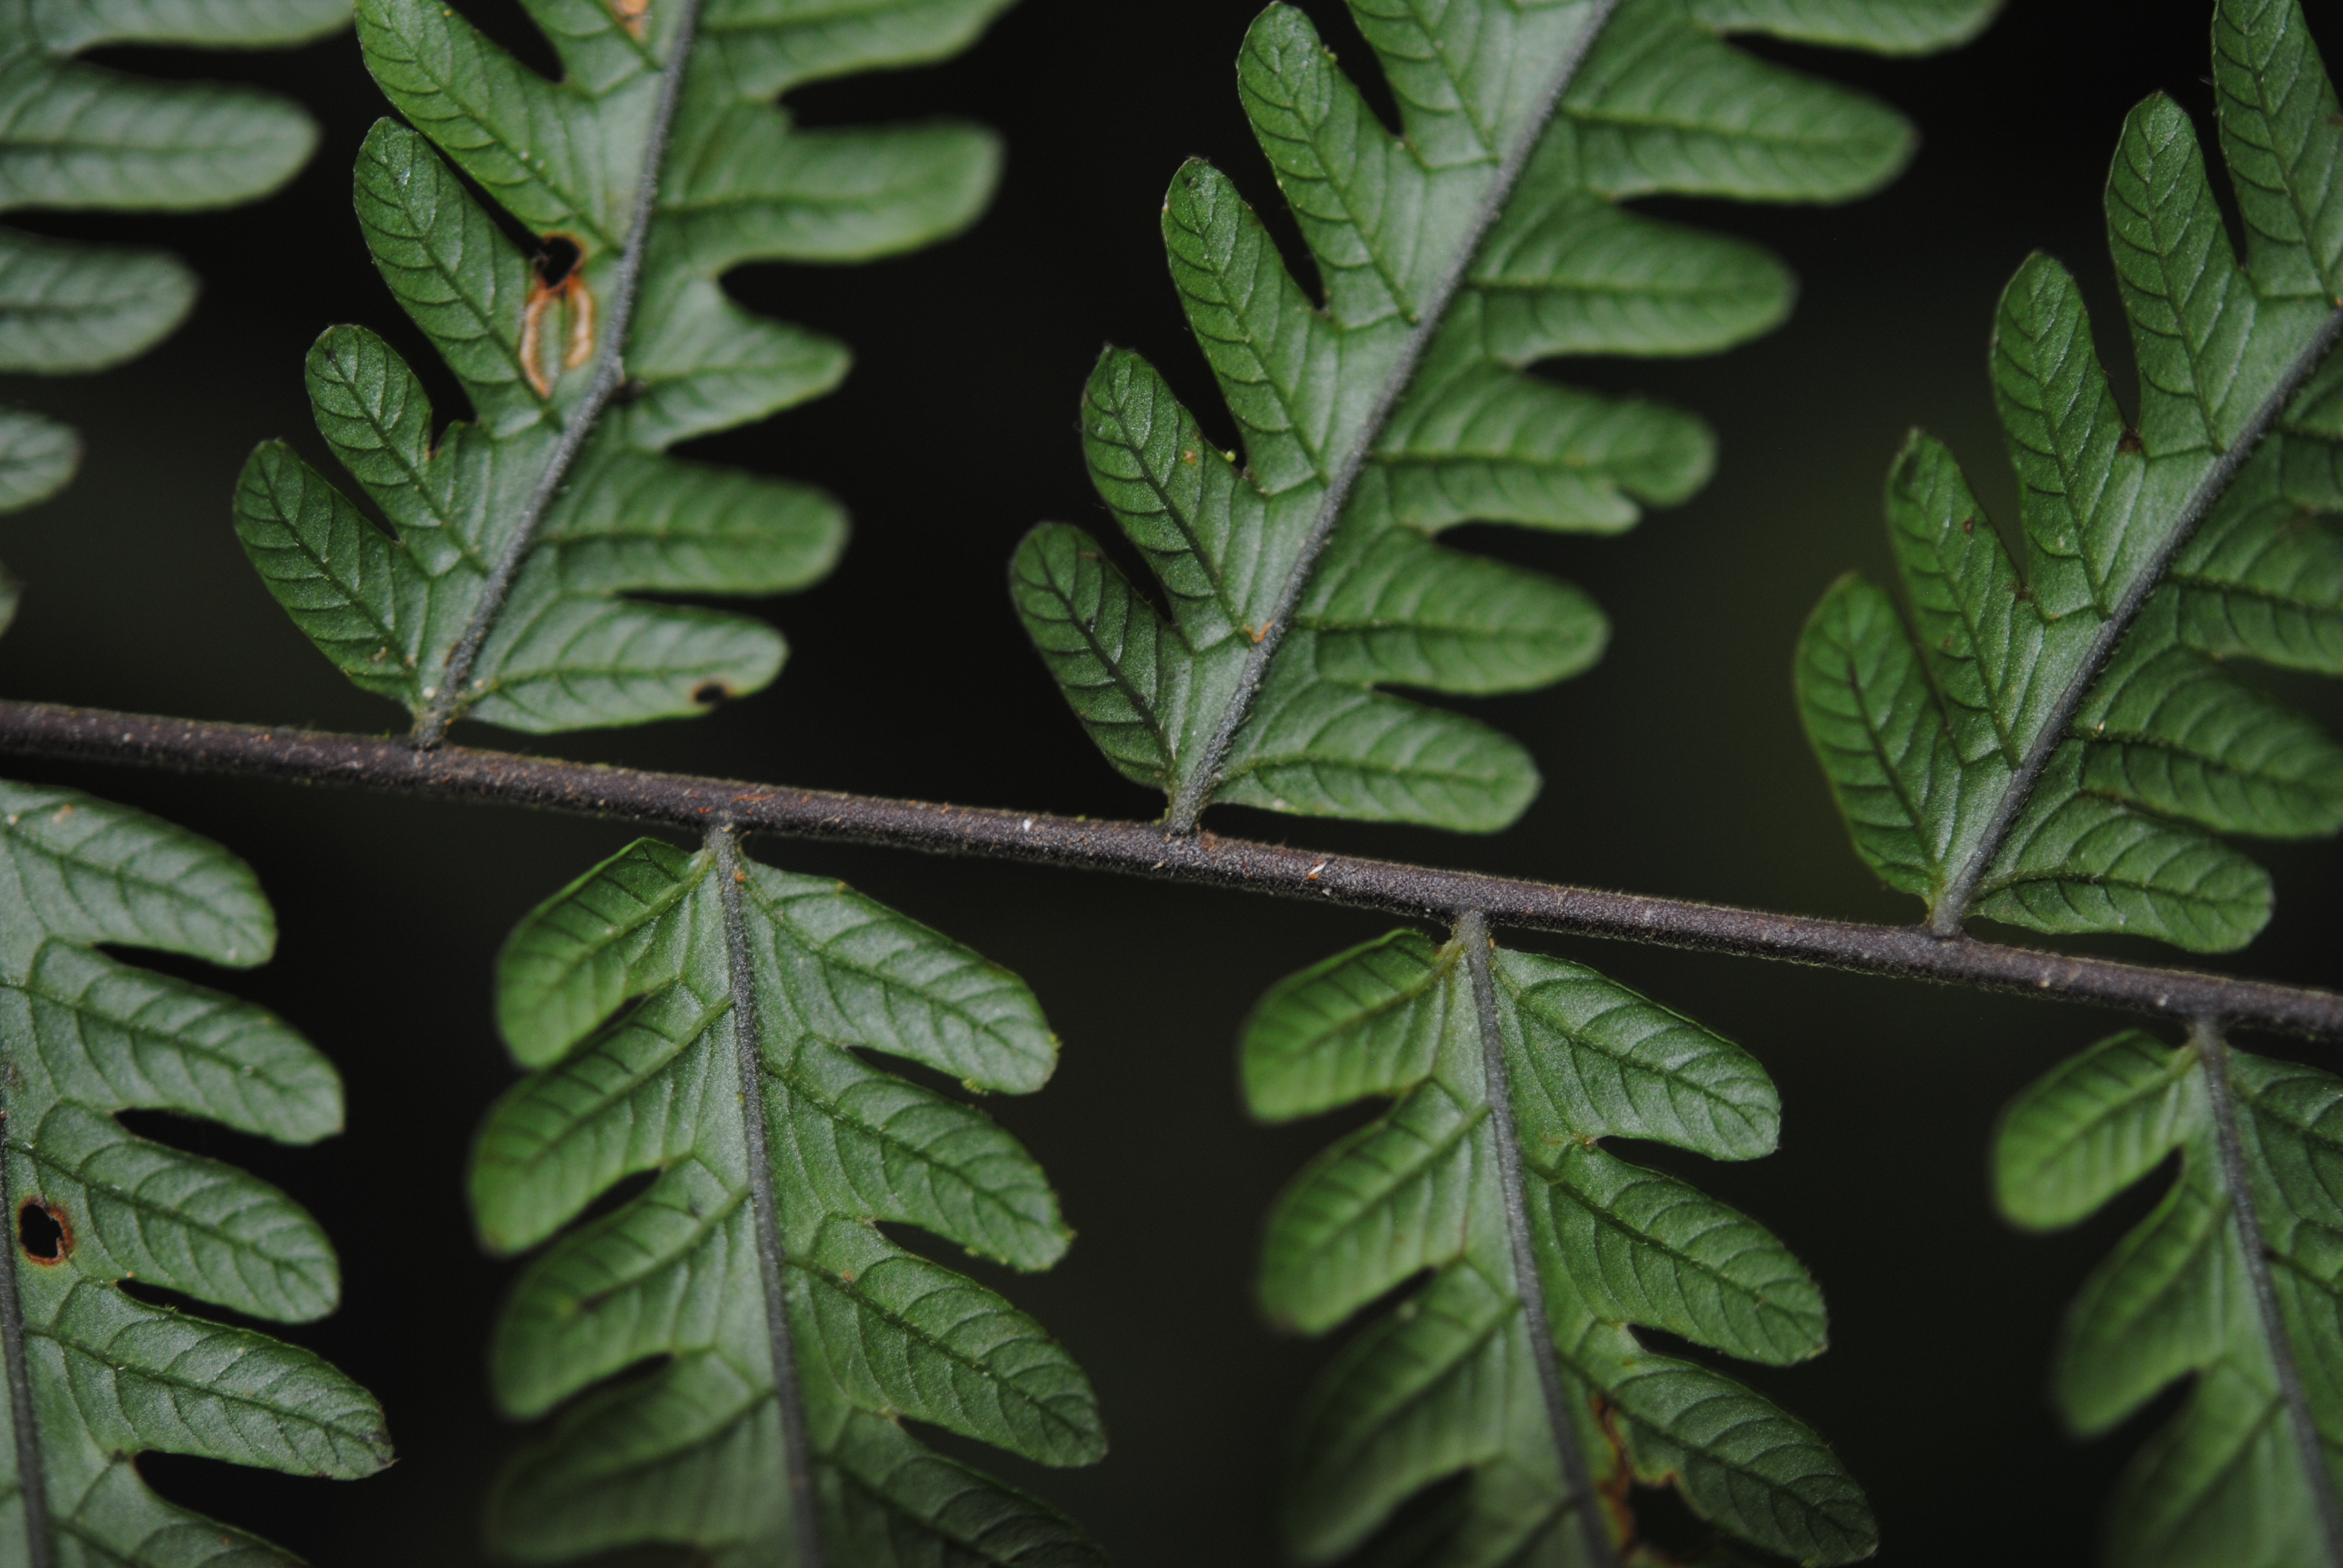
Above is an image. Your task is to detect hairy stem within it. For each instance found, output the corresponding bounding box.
[0,1109,51,1568]
[710,828,825,1568]
[2197,1018,2343,1564]
[1933,307,2343,931]
[1459,910,1618,1568]
[411,0,706,749]
[1163,0,1625,833]
[1,699,2337,1036]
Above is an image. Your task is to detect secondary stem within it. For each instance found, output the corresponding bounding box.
[2197,1018,2343,1565]
[1,697,2339,1037]
[1460,911,1619,1568]
[1164,0,1625,832]
[411,0,706,748]
[711,829,826,1568]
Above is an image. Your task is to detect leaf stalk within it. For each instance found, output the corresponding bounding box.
[2196,1016,2343,1565]
[411,0,707,749]
[1163,0,1626,834]
[1,698,2336,1037]
[1458,910,1618,1568]
[710,827,827,1568]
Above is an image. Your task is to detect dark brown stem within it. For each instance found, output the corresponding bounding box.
[0,697,2338,1037]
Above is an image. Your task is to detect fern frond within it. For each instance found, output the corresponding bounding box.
[1247,918,1864,1566]
[0,579,389,1560]
[471,831,1104,1566]
[1797,0,2343,953]
[0,0,344,512]
[235,0,1011,740]
[1013,0,1992,835]
[1996,1026,2343,1568]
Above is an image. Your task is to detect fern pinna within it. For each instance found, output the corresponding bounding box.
[1012,0,1993,835]
[0,0,345,512]
[234,0,1015,739]
[218,0,1107,1554]
[1795,0,2343,1559]
[0,577,387,1563]
[1996,1028,2343,1568]
[1247,920,1858,1567]
[473,832,1102,1564]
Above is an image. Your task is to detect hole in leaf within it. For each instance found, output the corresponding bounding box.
[691,681,730,707]
[17,1198,69,1264]
[536,235,583,288]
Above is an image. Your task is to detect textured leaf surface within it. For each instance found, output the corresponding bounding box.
[0,0,341,511]
[474,837,1104,1565]
[237,0,1011,733]
[1014,0,1988,832]
[0,776,388,1564]
[1797,0,2343,952]
[1247,929,1863,1565]
[1996,1032,2343,1568]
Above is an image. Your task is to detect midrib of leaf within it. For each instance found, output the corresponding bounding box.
[1162,0,1628,834]
[1456,910,1617,1568]
[410,0,707,750]
[2198,1020,2343,1566]
[1933,305,2343,930]
[0,1098,54,1568]
[709,827,825,1568]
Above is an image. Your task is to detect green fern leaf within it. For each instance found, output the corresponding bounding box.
[1247,922,1866,1566]
[1796,0,2343,953]
[0,753,390,1558]
[1013,0,1992,834]
[0,0,345,512]
[1996,1028,2343,1568]
[235,0,1011,739]
[471,832,1105,1566]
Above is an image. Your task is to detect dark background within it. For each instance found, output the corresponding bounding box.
[2,0,2339,1561]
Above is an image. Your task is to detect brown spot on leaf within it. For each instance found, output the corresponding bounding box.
[1961,516,1975,536]
[692,681,730,707]
[609,0,647,35]
[18,1198,70,1264]
[2118,428,2145,456]
[520,237,595,399]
